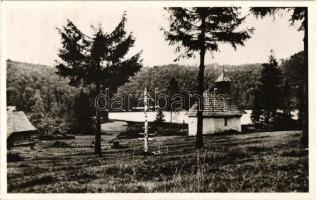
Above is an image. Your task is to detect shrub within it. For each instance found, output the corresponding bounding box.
[154,108,165,124]
[272,112,300,130]
[7,153,23,162]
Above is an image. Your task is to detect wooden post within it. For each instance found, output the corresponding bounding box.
[213,88,217,111]
[223,97,226,111]
[144,87,148,153]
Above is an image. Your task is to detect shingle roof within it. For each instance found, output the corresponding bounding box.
[7,110,37,138]
[215,72,231,82]
[188,90,245,117]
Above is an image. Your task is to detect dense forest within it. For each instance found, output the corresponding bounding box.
[7,60,93,134]
[117,63,262,110]
[117,52,304,111]
[7,51,304,134]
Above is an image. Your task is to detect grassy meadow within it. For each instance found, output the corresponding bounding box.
[7,130,308,192]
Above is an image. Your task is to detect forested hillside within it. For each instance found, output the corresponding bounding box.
[7,60,93,134]
[117,52,304,110]
[7,51,303,133]
[117,63,263,109]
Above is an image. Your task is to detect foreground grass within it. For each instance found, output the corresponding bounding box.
[7,131,308,192]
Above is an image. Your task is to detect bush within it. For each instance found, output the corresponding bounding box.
[272,112,301,130]
[7,153,23,162]
[117,121,188,138]
[118,122,144,139]
[241,124,257,133]
[154,108,165,124]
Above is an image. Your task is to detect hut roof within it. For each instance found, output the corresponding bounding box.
[215,66,231,82]
[7,110,37,138]
[215,72,231,82]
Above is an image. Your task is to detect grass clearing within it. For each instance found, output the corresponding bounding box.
[7,130,308,192]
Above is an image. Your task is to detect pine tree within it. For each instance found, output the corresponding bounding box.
[252,52,284,128]
[250,7,308,147]
[73,90,93,134]
[251,89,263,125]
[162,8,253,148]
[261,53,284,127]
[22,87,34,113]
[50,102,60,118]
[56,13,142,155]
[7,87,19,108]
[30,89,45,131]
[282,80,292,117]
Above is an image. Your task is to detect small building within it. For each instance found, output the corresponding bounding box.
[188,69,244,136]
[7,106,37,149]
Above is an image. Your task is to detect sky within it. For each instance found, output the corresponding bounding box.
[3,3,304,67]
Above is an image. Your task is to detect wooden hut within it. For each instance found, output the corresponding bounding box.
[7,106,37,149]
[188,69,245,135]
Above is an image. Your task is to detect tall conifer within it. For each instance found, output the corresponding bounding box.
[56,13,142,155]
[162,7,253,148]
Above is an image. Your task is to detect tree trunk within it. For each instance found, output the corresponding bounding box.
[95,81,102,156]
[301,8,308,148]
[196,61,205,148]
[170,110,172,123]
[104,111,109,122]
[104,87,109,122]
[196,15,206,149]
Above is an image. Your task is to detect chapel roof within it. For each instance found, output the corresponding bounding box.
[188,90,245,117]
